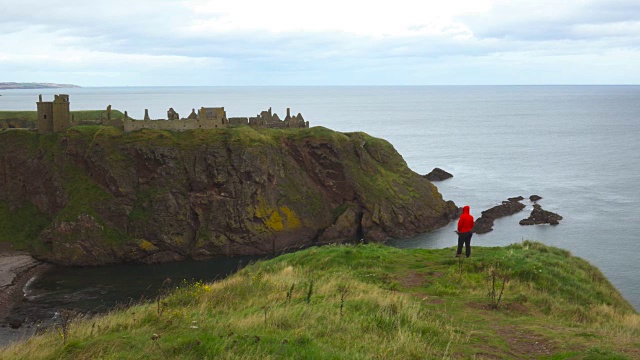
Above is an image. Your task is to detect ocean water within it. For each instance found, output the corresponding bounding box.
[1,86,639,312]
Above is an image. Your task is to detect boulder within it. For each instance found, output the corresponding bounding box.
[529,195,542,202]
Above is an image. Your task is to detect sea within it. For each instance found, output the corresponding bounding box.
[0,86,639,335]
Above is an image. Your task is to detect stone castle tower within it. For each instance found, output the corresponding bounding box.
[37,94,70,134]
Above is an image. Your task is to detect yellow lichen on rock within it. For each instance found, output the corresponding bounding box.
[138,239,158,252]
[265,209,284,231]
[280,206,301,229]
[253,193,301,232]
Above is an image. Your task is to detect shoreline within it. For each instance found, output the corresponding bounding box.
[0,249,52,325]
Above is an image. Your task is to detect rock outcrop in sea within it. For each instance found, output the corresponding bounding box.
[473,198,526,234]
[0,126,458,266]
[520,204,563,225]
[422,168,453,181]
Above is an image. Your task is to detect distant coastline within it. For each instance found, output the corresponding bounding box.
[0,82,81,90]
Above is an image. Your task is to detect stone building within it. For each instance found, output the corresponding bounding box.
[31,95,310,133]
[198,107,227,126]
[36,94,70,134]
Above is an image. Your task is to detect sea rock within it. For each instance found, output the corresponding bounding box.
[529,195,542,202]
[0,127,458,266]
[473,198,526,234]
[7,316,23,329]
[423,168,453,181]
[519,204,563,226]
[508,196,524,202]
[472,217,494,235]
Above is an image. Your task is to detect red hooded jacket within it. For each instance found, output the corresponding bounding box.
[457,206,474,233]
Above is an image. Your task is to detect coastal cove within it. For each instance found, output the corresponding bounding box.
[0,254,264,347]
[0,85,639,316]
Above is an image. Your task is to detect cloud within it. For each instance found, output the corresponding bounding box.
[0,0,639,85]
[462,0,640,42]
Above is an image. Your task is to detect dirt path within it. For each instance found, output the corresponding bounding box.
[492,324,555,359]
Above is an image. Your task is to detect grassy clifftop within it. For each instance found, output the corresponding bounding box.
[2,242,638,359]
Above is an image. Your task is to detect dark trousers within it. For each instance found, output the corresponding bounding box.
[457,232,473,257]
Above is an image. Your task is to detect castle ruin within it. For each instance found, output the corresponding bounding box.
[36,94,70,134]
[29,95,310,133]
[123,105,308,132]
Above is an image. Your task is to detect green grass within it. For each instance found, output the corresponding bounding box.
[2,242,638,359]
[0,111,39,122]
[55,163,112,221]
[117,125,351,149]
[0,110,129,123]
[71,110,128,121]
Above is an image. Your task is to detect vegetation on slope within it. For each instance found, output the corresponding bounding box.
[2,242,638,359]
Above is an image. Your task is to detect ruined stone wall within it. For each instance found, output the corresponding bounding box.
[73,118,124,128]
[228,117,249,126]
[124,118,228,132]
[247,111,309,129]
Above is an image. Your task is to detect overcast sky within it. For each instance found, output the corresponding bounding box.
[1,0,639,86]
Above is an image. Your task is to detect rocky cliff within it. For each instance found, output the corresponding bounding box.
[0,126,457,266]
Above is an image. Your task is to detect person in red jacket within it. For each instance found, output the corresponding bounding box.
[456,205,475,257]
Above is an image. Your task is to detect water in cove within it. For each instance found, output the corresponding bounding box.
[1,86,639,324]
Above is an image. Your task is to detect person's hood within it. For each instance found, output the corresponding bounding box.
[462,206,470,215]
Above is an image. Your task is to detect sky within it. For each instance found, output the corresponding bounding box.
[1,0,639,86]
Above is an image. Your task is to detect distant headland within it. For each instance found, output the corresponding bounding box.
[0,82,81,90]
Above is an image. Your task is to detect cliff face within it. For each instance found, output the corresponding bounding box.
[0,126,457,266]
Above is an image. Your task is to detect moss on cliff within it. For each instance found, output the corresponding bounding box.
[56,163,111,221]
[0,202,50,251]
